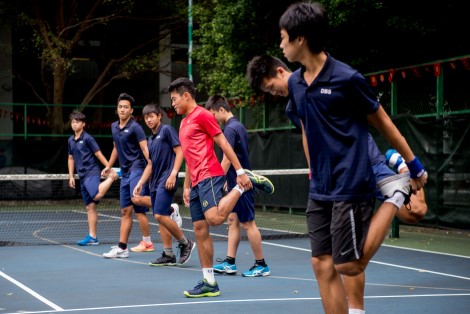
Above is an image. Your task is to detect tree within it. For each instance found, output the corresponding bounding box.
[192,0,294,107]
[3,0,186,134]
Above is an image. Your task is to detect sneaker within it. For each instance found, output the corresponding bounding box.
[77,234,99,246]
[111,167,122,178]
[377,172,411,204]
[149,252,177,266]
[213,259,237,274]
[130,241,154,252]
[244,169,274,194]
[170,203,183,228]
[242,264,270,277]
[183,279,220,298]
[103,246,129,258]
[385,149,407,172]
[177,239,196,265]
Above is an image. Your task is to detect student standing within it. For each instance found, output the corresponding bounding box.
[68,110,118,246]
[169,78,274,298]
[205,95,270,277]
[102,93,154,258]
[133,103,196,266]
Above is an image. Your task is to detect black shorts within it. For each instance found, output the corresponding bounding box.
[306,198,374,264]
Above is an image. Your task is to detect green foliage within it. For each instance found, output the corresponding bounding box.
[193,0,293,107]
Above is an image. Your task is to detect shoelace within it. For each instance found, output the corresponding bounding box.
[248,264,261,271]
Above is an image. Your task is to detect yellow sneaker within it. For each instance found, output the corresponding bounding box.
[130,241,154,252]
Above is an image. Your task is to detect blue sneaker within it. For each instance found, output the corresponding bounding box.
[244,169,274,194]
[213,259,237,274]
[385,149,406,172]
[242,264,270,277]
[183,279,220,298]
[77,234,99,246]
[111,167,122,178]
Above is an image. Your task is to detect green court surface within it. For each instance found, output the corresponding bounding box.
[383,225,470,257]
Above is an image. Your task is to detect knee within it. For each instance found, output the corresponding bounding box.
[206,217,223,226]
[335,262,365,277]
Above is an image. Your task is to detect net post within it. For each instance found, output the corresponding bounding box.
[391,216,400,238]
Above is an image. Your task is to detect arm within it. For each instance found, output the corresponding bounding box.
[101,143,118,177]
[183,166,191,206]
[368,106,427,191]
[213,133,252,190]
[94,150,109,168]
[165,145,183,190]
[300,120,311,179]
[68,155,75,189]
[133,140,152,197]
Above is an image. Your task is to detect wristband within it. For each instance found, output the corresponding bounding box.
[236,168,245,176]
[406,156,425,178]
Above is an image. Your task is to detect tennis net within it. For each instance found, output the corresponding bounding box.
[0,170,309,246]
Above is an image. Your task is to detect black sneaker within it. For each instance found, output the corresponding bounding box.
[244,169,274,194]
[149,252,176,266]
[178,240,196,265]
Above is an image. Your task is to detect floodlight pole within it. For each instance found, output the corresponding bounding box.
[188,0,193,81]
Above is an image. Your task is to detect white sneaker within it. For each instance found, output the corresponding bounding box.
[170,203,183,228]
[103,246,129,258]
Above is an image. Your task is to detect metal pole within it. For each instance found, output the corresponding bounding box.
[188,0,193,81]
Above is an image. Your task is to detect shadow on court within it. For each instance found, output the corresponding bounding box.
[1,234,470,314]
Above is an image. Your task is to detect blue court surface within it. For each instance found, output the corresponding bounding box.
[1,235,470,314]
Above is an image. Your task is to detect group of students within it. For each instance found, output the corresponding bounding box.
[68,1,429,311]
[68,84,275,297]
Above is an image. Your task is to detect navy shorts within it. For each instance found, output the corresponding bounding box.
[189,176,225,222]
[120,169,149,213]
[151,188,176,216]
[373,160,396,202]
[231,188,255,223]
[306,198,374,264]
[80,175,101,206]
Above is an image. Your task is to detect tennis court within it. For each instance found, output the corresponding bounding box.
[1,212,470,314]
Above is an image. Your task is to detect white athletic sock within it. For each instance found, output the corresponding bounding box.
[232,184,245,195]
[384,191,406,210]
[143,236,151,243]
[203,268,216,284]
[349,309,365,314]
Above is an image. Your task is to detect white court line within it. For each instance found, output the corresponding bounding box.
[0,271,64,311]
[261,240,470,281]
[2,294,470,314]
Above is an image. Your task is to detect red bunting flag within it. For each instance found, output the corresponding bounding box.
[433,63,441,77]
[370,75,378,87]
[388,70,395,83]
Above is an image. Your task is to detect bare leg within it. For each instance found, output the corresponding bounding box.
[313,255,349,314]
[343,273,365,312]
[194,219,213,268]
[135,212,151,237]
[119,205,134,244]
[226,213,241,258]
[155,214,184,241]
[336,201,397,276]
[204,190,241,226]
[241,220,264,260]
[396,189,427,224]
[85,202,98,238]
[93,171,117,201]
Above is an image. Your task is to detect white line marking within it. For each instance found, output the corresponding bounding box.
[0,271,64,311]
[2,294,470,314]
[261,240,470,281]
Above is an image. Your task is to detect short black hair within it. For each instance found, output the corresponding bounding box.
[279,2,328,54]
[117,93,136,107]
[205,95,231,111]
[69,110,86,122]
[246,55,291,91]
[168,77,196,99]
[142,103,163,116]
